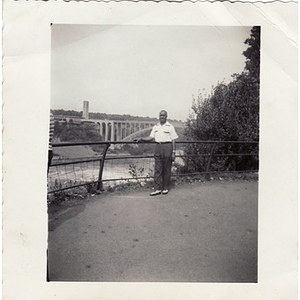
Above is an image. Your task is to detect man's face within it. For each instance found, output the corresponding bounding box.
[159,111,167,124]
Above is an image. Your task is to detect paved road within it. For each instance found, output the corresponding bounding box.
[48,180,258,282]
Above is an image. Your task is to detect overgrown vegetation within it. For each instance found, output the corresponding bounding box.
[54,121,102,143]
[128,163,154,186]
[48,171,258,205]
[183,26,260,173]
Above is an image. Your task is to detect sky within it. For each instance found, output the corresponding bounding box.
[51,25,252,121]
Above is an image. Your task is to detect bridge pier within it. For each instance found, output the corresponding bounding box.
[111,122,115,142]
[122,123,126,140]
[105,123,109,141]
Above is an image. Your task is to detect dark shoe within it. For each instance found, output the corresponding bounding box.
[150,190,161,196]
[162,190,169,195]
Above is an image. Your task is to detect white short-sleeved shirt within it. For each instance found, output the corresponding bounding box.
[150,121,178,143]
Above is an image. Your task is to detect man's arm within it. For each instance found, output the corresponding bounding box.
[134,136,154,142]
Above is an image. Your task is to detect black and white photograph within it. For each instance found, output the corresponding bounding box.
[47,24,259,282]
[3,1,297,299]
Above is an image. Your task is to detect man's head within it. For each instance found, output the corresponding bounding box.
[159,110,168,125]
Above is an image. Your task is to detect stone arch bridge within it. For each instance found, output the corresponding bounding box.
[59,117,184,141]
[95,119,156,141]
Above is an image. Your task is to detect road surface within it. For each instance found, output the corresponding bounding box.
[48,180,258,282]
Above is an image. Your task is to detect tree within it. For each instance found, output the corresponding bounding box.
[243,26,261,81]
[183,26,260,172]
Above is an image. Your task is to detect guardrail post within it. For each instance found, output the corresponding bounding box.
[205,142,217,180]
[97,143,111,191]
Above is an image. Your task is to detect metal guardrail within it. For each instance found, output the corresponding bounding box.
[48,140,258,194]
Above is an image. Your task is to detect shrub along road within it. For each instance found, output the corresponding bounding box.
[48,180,258,282]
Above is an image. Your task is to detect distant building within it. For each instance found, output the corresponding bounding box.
[83,101,89,119]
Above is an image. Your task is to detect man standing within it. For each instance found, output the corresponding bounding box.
[135,110,178,196]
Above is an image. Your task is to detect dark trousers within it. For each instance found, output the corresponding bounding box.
[154,143,173,191]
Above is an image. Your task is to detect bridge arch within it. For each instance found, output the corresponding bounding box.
[122,127,153,141]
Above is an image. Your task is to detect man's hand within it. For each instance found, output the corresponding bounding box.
[133,138,140,143]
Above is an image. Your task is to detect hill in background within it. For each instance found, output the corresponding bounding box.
[52,109,183,123]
